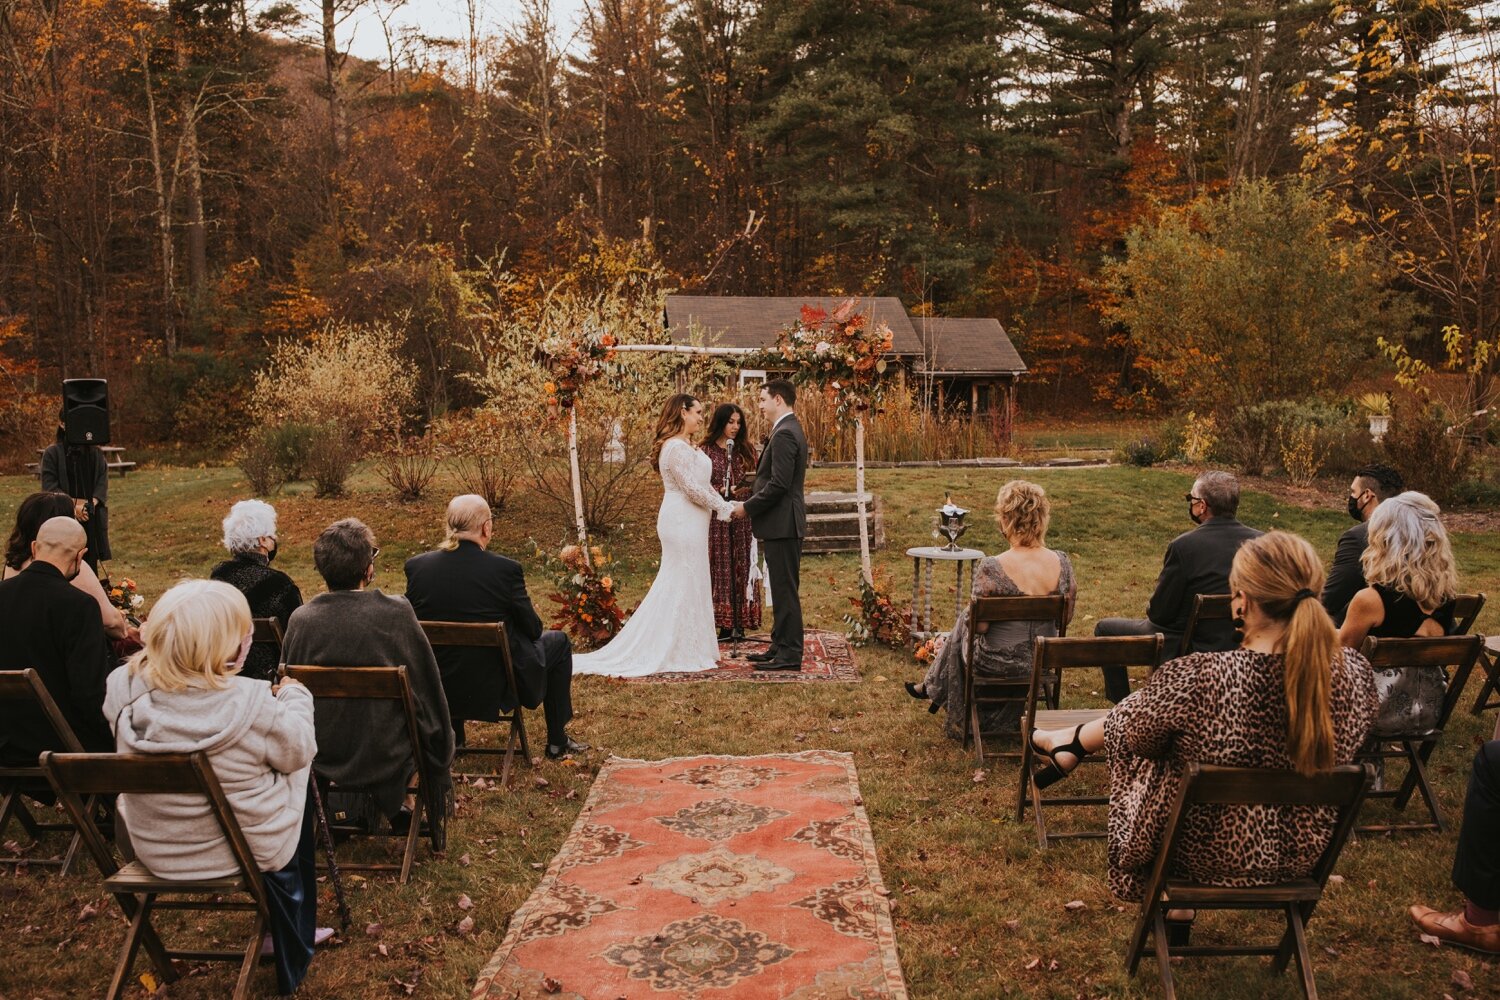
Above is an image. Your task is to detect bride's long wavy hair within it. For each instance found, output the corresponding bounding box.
[651,393,700,472]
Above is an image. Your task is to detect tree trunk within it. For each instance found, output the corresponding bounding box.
[321,0,346,162]
[181,87,208,305]
[138,36,177,356]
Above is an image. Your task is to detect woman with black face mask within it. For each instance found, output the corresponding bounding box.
[210,499,303,682]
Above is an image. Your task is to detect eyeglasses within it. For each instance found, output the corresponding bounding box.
[370,547,380,563]
[1184,494,1204,504]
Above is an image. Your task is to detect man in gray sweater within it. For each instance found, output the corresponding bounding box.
[281,519,454,840]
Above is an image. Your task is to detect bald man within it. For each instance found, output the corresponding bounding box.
[0,516,114,764]
[404,496,586,760]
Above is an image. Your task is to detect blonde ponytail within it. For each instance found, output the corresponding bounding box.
[1229,531,1339,776]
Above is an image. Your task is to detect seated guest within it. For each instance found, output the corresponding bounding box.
[211,500,303,682]
[1409,739,1500,955]
[4,491,129,640]
[404,495,587,760]
[280,518,454,836]
[1029,532,1376,924]
[0,516,114,763]
[1322,463,1404,624]
[1339,491,1459,735]
[1093,470,1262,701]
[104,580,329,993]
[905,480,1076,741]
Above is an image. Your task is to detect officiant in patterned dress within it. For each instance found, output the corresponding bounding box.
[701,403,762,642]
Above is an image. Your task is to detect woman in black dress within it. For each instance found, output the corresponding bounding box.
[1339,490,1460,735]
[210,500,303,682]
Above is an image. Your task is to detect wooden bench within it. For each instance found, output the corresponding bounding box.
[28,445,136,477]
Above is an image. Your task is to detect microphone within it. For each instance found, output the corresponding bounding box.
[724,438,735,497]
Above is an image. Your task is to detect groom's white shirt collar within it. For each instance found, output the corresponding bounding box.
[772,411,794,431]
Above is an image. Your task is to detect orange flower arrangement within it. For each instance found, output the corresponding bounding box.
[536,327,619,411]
[749,298,894,422]
[545,545,626,649]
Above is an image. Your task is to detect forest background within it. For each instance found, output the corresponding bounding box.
[2,0,1498,493]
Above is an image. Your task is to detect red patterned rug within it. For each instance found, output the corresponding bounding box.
[624,629,859,684]
[470,752,908,1000]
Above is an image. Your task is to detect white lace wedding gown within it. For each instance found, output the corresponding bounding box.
[573,437,735,677]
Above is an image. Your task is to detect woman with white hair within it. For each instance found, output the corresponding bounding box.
[104,579,329,995]
[210,500,303,682]
[1339,490,1460,734]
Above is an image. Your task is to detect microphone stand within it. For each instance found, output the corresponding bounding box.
[724,438,742,656]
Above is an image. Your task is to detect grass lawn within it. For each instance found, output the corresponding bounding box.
[1,462,1496,999]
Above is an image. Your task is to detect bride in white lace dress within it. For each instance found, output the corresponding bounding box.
[574,394,736,677]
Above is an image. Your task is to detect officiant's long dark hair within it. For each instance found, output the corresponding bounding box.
[651,393,699,472]
[702,403,757,476]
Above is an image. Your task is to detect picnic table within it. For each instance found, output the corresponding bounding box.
[26,445,137,477]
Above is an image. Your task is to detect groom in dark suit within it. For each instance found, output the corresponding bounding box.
[734,379,808,671]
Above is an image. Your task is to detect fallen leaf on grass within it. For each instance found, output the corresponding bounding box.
[1024,957,1041,971]
[457,894,473,911]
[458,853,471,867]
[972,770,987,783]
[1452,969,1474,991]
[1004,920,1021,932]
[376,943,389,958]
[1064,900,1085,912]
[365,922,383,938]
[533,775,550,789]
[456,916,475,935]
[1327,875,1344,885]
[1420,933,1442,947]
[77,903,98,922]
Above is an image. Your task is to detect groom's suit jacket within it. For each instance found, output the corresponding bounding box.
[744,414,808,540]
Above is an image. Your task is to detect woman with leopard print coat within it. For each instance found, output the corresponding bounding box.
[1030,531,1378,902]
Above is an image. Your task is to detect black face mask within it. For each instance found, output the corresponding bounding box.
[265,543,278,564]
[1347,494,1365,522]
[1189,503,1205,526]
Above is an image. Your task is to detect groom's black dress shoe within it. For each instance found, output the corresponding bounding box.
[745,648,779,662]
[753,661,802,672]
[545,738,591,760]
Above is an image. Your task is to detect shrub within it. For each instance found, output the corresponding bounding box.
[432,409,518,511]
[250,321,416,446]
[265,423,317,482]
[306,423,357,498]
[1117,437,1163,467]
[379,437,440,502]
[1280,422,1323,487]
[1219,400,1351,477]
[1381,400,1474,505]
[239,429,286,496]
[1181,411,1218,464]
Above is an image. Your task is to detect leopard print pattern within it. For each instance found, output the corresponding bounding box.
[1104,646,1377,901]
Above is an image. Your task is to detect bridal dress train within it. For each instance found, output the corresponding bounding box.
[573,437,735,677]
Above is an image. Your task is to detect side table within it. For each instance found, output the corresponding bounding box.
[907,545,985,640]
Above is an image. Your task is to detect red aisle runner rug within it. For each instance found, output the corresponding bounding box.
[625,629,859,684]
[470,751,908,1000]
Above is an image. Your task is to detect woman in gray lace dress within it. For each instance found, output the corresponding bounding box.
[907,480,1076,741]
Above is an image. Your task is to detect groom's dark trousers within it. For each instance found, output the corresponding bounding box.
[745,413,809,665]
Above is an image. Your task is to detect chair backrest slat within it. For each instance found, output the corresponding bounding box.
[1033,635,1163,672]
[1360,635,1482,670]
[969,596,1068,629]
[420,621,507,649]
[1179,594,1233,657]
[0,669,85,755]
[250,617,284,645]
[1450,593,1486,636]
[283,664,410,700]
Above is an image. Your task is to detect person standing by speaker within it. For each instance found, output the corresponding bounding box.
[40,415,111,571]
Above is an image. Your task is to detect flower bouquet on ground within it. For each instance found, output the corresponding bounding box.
[544,544,626,650]
[843,577,910,649]
[914,634,946,666]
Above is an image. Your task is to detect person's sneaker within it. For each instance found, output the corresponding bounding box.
[261,927,337,958]
[1409,905,1500,955]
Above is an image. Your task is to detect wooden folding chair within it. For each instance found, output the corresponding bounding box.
[282,664,438,883]
[40,751,270,1000]
[1017,635,1163,848]
[1178,594,1233,658]
[0,669,95,874]
[1471,636,1500,717]
[1449,593,1486,636]
[1357,634,1482,833]
[960,595,1068,764]
[1125,762,1373,1000]
[251,616,284,654]
[419,621,531,787]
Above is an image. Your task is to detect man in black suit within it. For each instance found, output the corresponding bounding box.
[0,516,113,765]
[1094,471,1262,702]
[733,379,809,671]
[404,495,587,760]
[1321,463,1404,625]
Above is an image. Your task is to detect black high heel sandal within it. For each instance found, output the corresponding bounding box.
[904,682,929,701]
[1029,724,1089,789]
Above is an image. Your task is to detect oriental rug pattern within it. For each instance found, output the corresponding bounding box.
[470,752,907,1000]
[625,629,859,684]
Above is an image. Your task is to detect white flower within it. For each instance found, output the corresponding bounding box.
[815,341,832,354]
[130,595,144,609]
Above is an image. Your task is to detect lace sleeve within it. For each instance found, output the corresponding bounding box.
[663,440,735,521]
